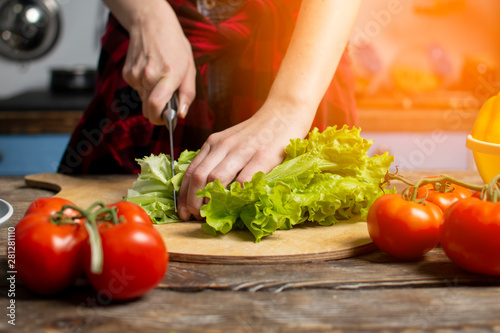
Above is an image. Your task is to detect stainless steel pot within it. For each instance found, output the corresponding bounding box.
[0,0,61,61]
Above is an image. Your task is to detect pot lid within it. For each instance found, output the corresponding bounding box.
[0,0,61,61]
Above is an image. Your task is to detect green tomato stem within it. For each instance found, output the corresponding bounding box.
[384,172,486,202]
[383,171,416,187]
[84,218,103,274]
[50,201,123,274]
[62,201,122,274]
[409,174,485,202]
[83,204,120,274]
[484,174,500,203]
[50,204,85,225]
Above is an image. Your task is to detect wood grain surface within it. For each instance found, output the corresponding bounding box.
[2,172,499,333]
[24,173,376,264]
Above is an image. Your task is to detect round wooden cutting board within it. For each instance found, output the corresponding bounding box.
[24,173,376,264]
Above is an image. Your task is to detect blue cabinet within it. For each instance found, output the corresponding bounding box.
[0,134,71,175]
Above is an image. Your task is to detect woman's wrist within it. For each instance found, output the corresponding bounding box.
[264,87,319,118]
[103,0,175,32]
[254,95,316,140]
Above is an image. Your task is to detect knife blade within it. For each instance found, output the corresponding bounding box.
[162,91,178,212]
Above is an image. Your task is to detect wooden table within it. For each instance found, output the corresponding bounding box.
[1,171,499,332]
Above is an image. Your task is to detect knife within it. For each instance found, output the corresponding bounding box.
[162,91,178,212]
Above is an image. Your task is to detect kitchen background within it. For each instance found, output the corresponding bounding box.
[351,0,500,173]
[0,0,105,98]
[0,0,498,175]
[0,0,106,174]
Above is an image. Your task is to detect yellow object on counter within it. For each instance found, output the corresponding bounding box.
[466,93,500,184]
[391,66,441,94]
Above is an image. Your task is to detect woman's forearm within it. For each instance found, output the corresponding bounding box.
[102,0,177,31]
[266,0,361,118]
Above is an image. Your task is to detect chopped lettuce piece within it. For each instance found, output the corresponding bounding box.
[126,150,198,223]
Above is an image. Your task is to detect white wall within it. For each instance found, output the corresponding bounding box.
[0,0,107,98]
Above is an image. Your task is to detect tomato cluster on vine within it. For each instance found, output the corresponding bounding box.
[14,198,169,300]
[367,172,500,276]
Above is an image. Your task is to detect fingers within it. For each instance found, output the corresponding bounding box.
[177,135,250,221]
[120,32,196,125]
[236,150,286,187]
[127,68,195,125]
[144,65,196,124]
[123,58,155,122]
[178,148,282,221]
[122,47,142,90]
[178,134,271,221]
[177,145,212,221]
[147,76,176,125]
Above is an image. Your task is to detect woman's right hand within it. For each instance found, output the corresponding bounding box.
[105,0,196,124]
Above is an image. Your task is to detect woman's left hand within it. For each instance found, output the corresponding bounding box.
[177,102,312,221]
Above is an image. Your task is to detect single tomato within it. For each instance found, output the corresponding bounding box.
[472,191,482,199]
[440,197,500,275]
[83,222,168,300]
[15,212,88,295]
[24,197,79,218]
[107,201,153,226]
[367,193,443,259]
[83,201,168,300]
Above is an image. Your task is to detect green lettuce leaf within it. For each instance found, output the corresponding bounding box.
[126,150,198,223]
[197,125,394,242]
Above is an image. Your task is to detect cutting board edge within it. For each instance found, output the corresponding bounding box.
[168,242,377,264]
[24,173,64,193]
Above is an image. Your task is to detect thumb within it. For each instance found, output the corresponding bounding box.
[177,66,196,119]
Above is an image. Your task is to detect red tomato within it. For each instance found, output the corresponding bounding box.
[83,222,168,300]
[416,183,472,212]
[107,201,153,226]
[367,193,443,259]
[25,197,80,218]
[472,191,482,199]
[16,213,88,295]
[440,197,500,275]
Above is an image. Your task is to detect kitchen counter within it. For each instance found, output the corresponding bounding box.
[0,90,93,112]
[1,171,498,332]
[0,89,90,134]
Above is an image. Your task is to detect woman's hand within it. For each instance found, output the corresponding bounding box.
[177,100,314,221]
[104,0,196,124]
